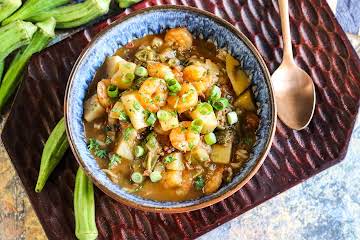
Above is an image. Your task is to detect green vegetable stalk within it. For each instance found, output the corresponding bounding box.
[30,0,111,29]
[0,17,55,111]
[0,20,37,61]
[0,0,22,23]
[74,167,98,240]
[117,0,142,8]
[2,0,69,25]
[35,117,69,192]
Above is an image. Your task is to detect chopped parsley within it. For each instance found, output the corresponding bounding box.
[109,153,121,169]
[87,138,99,151]
[164,155,176,163]
[194,176,205,190]
[95,149,107,159]
[105,136,113,144]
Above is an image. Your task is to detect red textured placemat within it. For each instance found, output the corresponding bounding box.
[2,0,360,239]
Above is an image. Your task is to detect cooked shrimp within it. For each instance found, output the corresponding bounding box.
[183,60,220,94]
[167,83,198,113]
[164,28,193,51]
[169,121,200,152]
[203,166,224,194]
[147,62,174,80]
[97,79,112,109]
[137,78,168,112]
[176,171,192,196]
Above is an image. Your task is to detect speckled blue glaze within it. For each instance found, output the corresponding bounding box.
[65,6,275,210]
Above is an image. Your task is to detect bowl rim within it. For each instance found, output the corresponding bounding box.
[64,5,277,213]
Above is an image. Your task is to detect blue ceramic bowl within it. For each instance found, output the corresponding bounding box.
[65,5,276,213]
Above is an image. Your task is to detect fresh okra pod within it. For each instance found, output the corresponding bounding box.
[0,17,56,111]
[30,0,111,29]
[74,167,98,240]
[2,0,69,25]
[35,117,69,192]
[0,20,37,61]
[0,0,22,23]
[0,61,4,82]
[117,0,142,8]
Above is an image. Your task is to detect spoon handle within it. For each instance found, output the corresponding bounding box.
[278,0,294,63]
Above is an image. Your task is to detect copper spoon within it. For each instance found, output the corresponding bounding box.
[271,0,316,130]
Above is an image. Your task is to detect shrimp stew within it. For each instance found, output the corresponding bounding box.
[83,28,259,201]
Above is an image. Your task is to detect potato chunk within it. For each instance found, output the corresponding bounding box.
[121,92,148,130]
[234,89,256,111]
[210,144,232,164]
[226,54,250,96]
[162,170,183,189]
[84,94,105,122]
[110,57,136,90]
[190,104,218,134]
[165,152,185,171]
[114,128,137,160]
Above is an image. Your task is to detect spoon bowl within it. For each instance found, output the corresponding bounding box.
[272,60,316,130]
[272,0,316,130]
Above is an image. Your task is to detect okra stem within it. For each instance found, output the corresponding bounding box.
[0,17,55,111]
[2,0,69,25]
[0,0,22,23]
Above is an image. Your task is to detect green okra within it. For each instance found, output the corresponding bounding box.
[0,20,37,61]
[2,0,69,25]
[30,0,110,29]
[0,0,22,23]
[35,117,69,192]
[74,167,98,240]
[0,17,55,111]
[117,0,142,8]
[0,61,4,82]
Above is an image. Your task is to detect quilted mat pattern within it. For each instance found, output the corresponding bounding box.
[2,0,360,239]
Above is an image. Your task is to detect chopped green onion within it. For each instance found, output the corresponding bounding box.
[164,155,176,163]
[167,79,182,93]
[123,72,135,83]
[204,132,217,145]
[212,98,229,110]
[208,85,221,102]
[157,110,170,121]
[131,172,144,184]
[107,84,119,98]
[134,146,145,158]
[227,111,238,125]
[150,171,162,182]
[118,110,129,121]
[146,112,157,126]
[197,102,213,115]
[134,66,148,77]
[191,119,203,133]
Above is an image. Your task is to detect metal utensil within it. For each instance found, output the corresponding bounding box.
[272,0,316,130]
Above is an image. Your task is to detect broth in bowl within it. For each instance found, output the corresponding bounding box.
[83,27,259,201]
